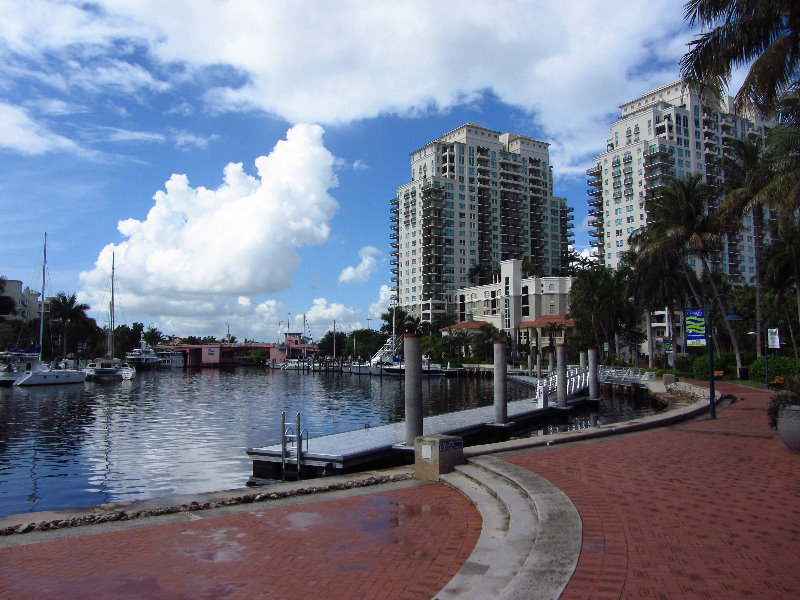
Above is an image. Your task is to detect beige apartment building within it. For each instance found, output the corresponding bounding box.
[392,123,574,323]
[588,80,774,282]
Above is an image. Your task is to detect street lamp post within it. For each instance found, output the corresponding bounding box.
[689,294,742,420]
[748,322,769,387]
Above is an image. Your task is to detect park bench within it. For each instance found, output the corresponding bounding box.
[769,375,784,388]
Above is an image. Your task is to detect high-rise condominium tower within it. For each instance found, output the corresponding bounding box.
[588,80,773,280]
[392,123,573,323]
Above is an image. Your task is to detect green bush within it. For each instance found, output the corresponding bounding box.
[692,354,728,379]
[749,356,799,383]
[673,355,693,372]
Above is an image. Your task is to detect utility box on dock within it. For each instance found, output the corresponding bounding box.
[414,435,464,481]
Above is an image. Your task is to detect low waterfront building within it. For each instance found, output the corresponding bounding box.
[442,259,572,360]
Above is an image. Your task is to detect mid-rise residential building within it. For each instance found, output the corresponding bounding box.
[0,280,42,322]
[587,80,774,282]
[392,123,574,322]
[442,259,573,359]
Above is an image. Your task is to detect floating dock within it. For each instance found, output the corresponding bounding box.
[246,395,586,483]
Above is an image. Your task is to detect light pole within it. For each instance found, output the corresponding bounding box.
[688,294,742,420]
[748,322,769,387]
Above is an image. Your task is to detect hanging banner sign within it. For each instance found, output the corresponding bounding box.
[768,328,780,350]
[664,338,673,353]
[686,310,706,346]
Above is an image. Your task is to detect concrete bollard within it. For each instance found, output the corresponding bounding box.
[537,382,549,408]
[556,344,567,407]
[404,333,423,446]
[493,339,507,424]
[415,435,464,481]
[588,347,599,400]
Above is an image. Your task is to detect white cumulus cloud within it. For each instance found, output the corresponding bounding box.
[338,246,381,284]
[79,123,339,319]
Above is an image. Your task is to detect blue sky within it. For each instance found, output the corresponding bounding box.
[0,0,698,342]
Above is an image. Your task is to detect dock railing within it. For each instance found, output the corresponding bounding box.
[538,365,590,398]
[597,367,655,385]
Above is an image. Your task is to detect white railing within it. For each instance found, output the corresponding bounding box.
[538,365,590,397]
[597,367,654,384]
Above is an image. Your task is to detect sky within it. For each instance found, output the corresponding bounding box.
[0,0,701,343]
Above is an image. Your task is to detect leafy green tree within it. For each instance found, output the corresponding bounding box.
[113,322,144,358]
[681,0,800,117]
[0,276,16,320]
[343,328,385,361]
[49,292,91,359]
[143,326,166,347]
[317,330,348,358]
[468,323,502,362]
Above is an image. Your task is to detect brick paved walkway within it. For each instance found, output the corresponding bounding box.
[505,381,800,599]
[0,483,480,600]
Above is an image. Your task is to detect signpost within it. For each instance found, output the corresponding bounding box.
[686,310,706,346]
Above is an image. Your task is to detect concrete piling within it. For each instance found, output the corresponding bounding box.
[588,347,599,400]
[493,339,507,424]
[404,334,423,446]
[556,344,567,407]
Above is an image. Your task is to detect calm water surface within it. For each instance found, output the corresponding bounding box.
[0,368,533,517]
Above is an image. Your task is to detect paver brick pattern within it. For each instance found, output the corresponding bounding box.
[505,382,800,599]
[0,483,480,600]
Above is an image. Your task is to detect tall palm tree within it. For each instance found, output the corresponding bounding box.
[624,247,686,368]
[49,292,90,359]
[681,0,800,117]
[767,91,800,217]
[762,219,800,337]
[634,175,745,376]
[716,138,773,356]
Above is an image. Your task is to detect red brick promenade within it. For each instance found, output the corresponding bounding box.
[0,484,480,600]
[506,381,800,598]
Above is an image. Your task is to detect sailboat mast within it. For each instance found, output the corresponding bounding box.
[38,233,46,361]
[107,253,115,358]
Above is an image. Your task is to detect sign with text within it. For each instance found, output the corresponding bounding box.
[768,328,781,350]
[686,310,706,346]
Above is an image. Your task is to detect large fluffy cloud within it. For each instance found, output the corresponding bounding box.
[79,123,338,317]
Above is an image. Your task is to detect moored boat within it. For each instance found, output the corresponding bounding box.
[157,350,185,369]
[83,359,135,381]
[125,337,160,370]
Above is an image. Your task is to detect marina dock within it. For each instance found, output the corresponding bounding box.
[246,393,581,482]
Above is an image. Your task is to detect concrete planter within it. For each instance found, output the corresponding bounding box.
[777,405,800,454]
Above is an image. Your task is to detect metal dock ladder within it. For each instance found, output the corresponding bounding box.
[281,412,309,482]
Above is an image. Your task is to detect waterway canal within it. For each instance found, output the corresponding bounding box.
[0,368,535,517]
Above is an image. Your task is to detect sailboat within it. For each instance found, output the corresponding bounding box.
[14,234,87,386]
[82,253,136,381]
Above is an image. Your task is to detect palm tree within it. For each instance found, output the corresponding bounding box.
[767,91,800,217]
[762,220,800,354]
[716,138,773,356]
[624,248,686,368]
[49,292,90,360]
[635,175,745,376]
[681,0,800,118]
[568,263,618,360]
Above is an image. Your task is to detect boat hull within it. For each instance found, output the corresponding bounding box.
[14,369,86,386]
